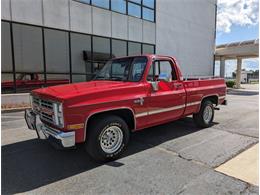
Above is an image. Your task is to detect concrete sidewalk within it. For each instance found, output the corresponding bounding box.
[216,144,259,186]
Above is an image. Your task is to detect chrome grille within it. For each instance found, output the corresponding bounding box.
[32,96,54,124]
[41,112,53,123]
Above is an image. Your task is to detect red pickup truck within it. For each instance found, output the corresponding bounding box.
[25,55,226,162]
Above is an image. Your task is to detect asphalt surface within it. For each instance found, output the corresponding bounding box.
[2,90,259,195]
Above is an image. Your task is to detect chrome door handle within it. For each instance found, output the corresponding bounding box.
[134,97,144,105]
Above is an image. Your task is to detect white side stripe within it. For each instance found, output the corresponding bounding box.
[149,105,186,115]
[219,95,226,99]
[135,112,148,118]
[135,101,201,118]
[186,101,201,107]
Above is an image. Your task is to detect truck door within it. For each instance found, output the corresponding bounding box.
[146,58,186,126]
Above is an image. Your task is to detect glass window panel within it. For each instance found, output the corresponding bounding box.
[92,0,109,9]
[75,0,90,4]
[111,0,126,14]
[128,2,141,18]
[128,42,141,55]
[130,57,147,81]
[143,7,154,21]
[13,24,44,73]
[143,0,154,9]
[72,74,87,83]
[93,36,111,73]
[160,61,177,80]
[71,33,91,74]
[160,61,172,74]
[15,73,45,93]
[44,29,70,73]
[46,74,70,86]
[95,58,132,81]
[1,73,14,94]
[143,44,154,54]
[129,0,141,4]
[112,39,127,57]
[2,22,13,72]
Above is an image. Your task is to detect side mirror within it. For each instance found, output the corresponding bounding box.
[158,73,171,82]
[151,81,159,91]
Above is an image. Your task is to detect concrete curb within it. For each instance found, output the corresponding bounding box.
[227,88,259,96]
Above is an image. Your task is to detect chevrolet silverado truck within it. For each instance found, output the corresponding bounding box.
[25,55,227,162]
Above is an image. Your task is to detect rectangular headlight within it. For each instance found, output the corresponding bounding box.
[53,102,64,128]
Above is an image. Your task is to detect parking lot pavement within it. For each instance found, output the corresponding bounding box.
[2,92,259,194]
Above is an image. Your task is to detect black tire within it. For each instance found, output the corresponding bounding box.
[193,100,214,128]
[85,115,130,162]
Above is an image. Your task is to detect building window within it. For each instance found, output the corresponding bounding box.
[75,0,90,4]
[142,44,155,54]
[129,0,141,4]
[128,2,141,18]
[1,21,156,93]
[112,39,127,57]
[71,33,91,74]
[46,74,70,86]
[2,73,14,93]
[2,22,13,73]
[92,0,110,9]
[44,29,70,74]
[74,0,155,22]
[111,0,126,14]
[13,24,44,73]
[143,0,155,9]
[93,36,111,72]
[142,7,154,22]
[128,42,141,55]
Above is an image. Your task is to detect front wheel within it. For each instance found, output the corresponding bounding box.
[85,115,130,162]
[193,100,214,128]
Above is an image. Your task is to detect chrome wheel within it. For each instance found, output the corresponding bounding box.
[203,105,213,124]
[100,126,123,154]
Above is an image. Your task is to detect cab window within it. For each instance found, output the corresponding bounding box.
[147,60,177,81]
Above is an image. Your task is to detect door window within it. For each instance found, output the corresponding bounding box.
[147,60,177,81]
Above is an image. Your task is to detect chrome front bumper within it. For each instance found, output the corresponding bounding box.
[25,109,75,148]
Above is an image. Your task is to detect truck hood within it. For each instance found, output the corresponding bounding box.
[32,81,143,101]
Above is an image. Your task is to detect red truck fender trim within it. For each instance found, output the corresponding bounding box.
[83,107,136,141]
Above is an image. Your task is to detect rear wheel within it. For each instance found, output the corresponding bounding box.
[193,100,214,128]
[85,115,130,162]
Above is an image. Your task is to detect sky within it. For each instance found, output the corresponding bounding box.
[215,0,259,77]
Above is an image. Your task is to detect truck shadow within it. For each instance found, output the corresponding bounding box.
[2,117,216,194]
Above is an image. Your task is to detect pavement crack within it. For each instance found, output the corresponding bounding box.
[212,128,259,139]
[240,183,251,194]
[155,145,211,168]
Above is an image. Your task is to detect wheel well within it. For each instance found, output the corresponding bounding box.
[202,95,218,105]
[86,109,135,131]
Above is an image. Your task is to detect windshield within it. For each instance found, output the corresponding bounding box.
[94,57,147,82]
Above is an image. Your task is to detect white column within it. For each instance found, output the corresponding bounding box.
[220,57,225,78]
[235,57,242,88]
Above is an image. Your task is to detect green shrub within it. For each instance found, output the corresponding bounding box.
[226,80,235,88]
